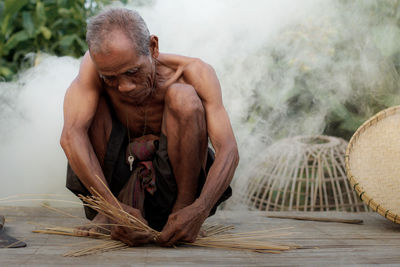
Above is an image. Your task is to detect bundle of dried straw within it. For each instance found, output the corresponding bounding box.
[32,186,298,256]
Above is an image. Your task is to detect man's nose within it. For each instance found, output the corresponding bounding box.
[118,77,136,93]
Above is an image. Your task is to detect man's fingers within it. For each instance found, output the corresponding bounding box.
[171,230,197,244]
[111,225,130,241]
[159,229,194,247]
[88,227,103,237]
[158,216,198,245]
[74,225,99,237]
[131,230,151,240]
[182,233,197,243]
[157,224,175,245]
[119,237,133,247]
[158,231,177,246]
[111,226,153,246]
[162,232,195,247]
[111,227,123,240]
[166,232,182,246]
[120,233,152,247]
[160,232,178,247]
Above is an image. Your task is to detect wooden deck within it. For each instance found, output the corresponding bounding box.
[1,206,400,266]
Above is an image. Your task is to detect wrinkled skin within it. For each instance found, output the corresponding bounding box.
[61,29,239,247]
[110,203,154,247]
[157,202,208,246]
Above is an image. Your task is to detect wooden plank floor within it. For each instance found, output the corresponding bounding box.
[1,206,400,266]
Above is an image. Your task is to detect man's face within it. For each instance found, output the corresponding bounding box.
[90,31,155,103]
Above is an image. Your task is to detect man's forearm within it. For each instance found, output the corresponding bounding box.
[61,131,118,206]
[194,145,239,214]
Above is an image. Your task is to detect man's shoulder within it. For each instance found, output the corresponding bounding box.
[158,53,210,70]
[73,51,102,90]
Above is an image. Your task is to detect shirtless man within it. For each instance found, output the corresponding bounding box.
[60,8,239,247]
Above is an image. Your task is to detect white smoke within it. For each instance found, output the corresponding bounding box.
[133,0,400,206]
[134,0,322,177]
[0,0,399,207]
[0,55,80,205]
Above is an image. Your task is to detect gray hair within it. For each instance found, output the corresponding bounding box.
[86,8,150,55]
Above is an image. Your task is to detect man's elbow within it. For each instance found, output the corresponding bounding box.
[60,129,70,152]
[226,143,239,168]
[60,128,76,155]
[232,145,240,168]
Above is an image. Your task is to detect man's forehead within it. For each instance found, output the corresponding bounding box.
[93,56,143,76]
[90,42,145,75]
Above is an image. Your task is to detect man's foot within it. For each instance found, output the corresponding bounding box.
[74,213,110,237]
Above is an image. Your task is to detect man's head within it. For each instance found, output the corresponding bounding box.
[86,8,159,103]
[86,7,150,56]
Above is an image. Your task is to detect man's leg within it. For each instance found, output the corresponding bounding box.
[162,83,208,212]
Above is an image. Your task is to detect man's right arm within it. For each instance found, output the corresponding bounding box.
[60,51,118,206]
[61,52,152,245]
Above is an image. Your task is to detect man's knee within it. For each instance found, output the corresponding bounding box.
[165,83,205,119]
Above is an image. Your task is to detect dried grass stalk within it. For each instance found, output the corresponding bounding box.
[33,189,298,256]
[64,240,128,257]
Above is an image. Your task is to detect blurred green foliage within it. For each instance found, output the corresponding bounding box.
[245,0,400,140]
[1,0,399,141]
[0,0,134,81]
[325,0,400,138]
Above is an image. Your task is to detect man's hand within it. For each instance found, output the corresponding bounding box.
[157,202,208,246]
[110,203,153,246]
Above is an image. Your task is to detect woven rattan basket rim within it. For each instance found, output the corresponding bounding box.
[345,105,400,224]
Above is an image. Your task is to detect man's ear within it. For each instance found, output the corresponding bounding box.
[149,35,159,58]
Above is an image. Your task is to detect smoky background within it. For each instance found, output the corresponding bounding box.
[0,0,399,206]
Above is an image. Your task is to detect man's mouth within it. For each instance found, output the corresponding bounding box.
[126,87,149,97]
[123,87,153,103]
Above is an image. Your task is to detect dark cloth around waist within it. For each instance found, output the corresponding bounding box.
[66,107,232,231]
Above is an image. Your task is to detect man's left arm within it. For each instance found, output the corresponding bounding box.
[158,58,239,246]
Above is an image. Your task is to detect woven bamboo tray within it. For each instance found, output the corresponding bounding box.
[346,105,400,224]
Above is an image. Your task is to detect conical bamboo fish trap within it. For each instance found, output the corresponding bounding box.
[245,135,367,211]
[346,105,400,224]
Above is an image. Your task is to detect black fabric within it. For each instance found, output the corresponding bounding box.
[145,135,232,231]
[66,110,232,231]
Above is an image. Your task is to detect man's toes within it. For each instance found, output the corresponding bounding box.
[198,229,206,237]
[88,227,101,237]
[74,228,89,236]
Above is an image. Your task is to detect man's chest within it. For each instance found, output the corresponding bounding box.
[107,91,165,137]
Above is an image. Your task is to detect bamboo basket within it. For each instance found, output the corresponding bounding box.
[245,135,367,211]
[346,105,400,224]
